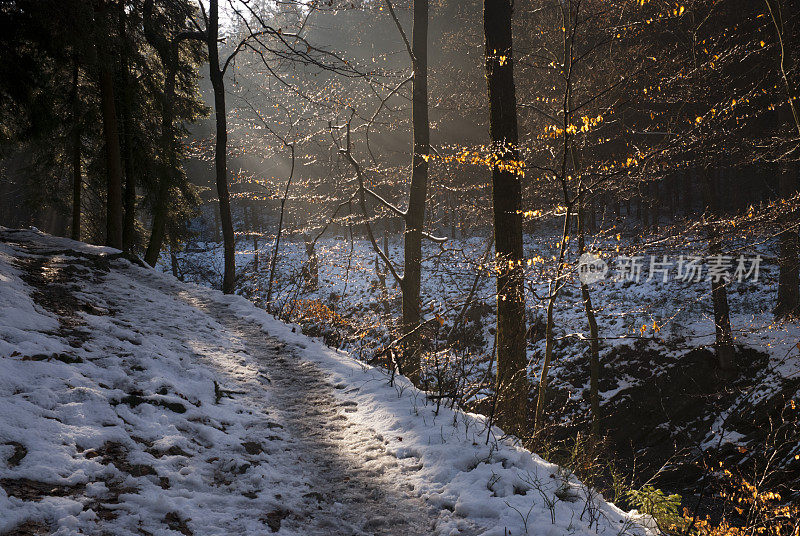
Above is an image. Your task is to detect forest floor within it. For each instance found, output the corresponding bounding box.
[0,228,646,536]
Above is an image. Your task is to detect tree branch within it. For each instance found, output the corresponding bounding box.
[384,0,415,64]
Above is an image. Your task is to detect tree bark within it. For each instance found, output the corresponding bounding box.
[484,0,529,438]
[207,0,236,294]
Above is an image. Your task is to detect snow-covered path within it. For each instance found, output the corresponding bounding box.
[1,230,477,535]
[139,276,478,536]
[1,228,645,536]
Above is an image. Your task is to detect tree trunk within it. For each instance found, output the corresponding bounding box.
[709,238,735,372]
[143,31,177,267]
[399,0,430,386]
[144,174,171,266]
[266,196,287,311]
[119,10,136,252]
[207,0,236,294]
[266,147,295,312]
[535,0,576,437]
[702,168,736,372]
[213,206,221,242]
[121,107,136,251]
[578,198,601,436]
[253,233,259,272]
[98,65,124,249]
[776,167,799,317]
[764,0,800,318]
[303,234,319,290]
[635,192,642,222]
[484,0,529,438]
[170,249,180,278]
[71,129,82,241]
[70,56,81,242]
[535,253,561,437]
[379,228,391,308]
[169,235,182,280]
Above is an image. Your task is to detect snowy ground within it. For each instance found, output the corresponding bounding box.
[164,226,800,508]
[0,228,650,536]
[173,230,800,436]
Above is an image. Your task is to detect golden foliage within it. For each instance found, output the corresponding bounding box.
[293,299,348,327]
[685,469,799,536]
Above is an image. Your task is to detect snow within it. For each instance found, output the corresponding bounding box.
[226,293,641,534]
[173,227,800,445]
[0,227,652,535]
[0,247,60,357]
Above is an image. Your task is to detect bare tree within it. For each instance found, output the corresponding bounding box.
[484,0,529,438]
[202,0,236,293]
[378,0,432,385]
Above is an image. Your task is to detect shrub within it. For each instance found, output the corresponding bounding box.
[626,485,684,531]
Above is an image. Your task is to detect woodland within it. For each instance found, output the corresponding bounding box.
[0,0,799,535]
